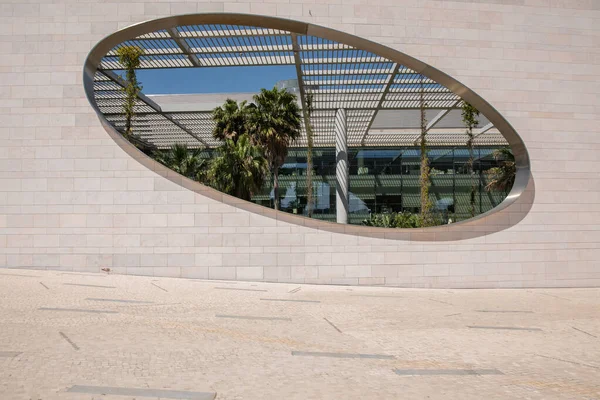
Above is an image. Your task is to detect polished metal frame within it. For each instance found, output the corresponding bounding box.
[83,13,532,240]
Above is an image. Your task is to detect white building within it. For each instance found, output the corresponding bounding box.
[1,1,599,288]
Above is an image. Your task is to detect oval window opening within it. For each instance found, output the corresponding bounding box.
[84,14,529,229]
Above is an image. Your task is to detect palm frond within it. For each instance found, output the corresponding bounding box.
[485,147,516,192]
[206,134,268,201]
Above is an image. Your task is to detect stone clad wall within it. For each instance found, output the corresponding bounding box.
[1,0,599,288]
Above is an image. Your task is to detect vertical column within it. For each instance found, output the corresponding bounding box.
[335,108,349,224]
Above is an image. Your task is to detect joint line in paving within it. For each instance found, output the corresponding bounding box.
[66,385,216,399]
[215,287,267,292]
[468,326,542,331]
[151,282,168,292]
[63,283,115,289]
[323,317,343,333]
[59,332,80,350]
[59,272,105,277]
[128,302,181,308]
[39,307,118,314]
[86,298,154,304]
[475,310,533,313]
[428,298,453,305]
[291,351,394,359]
[260,298,320,303]
[0,272,40,277]
[572,326,597,338]
[394,369,503,376]
[0,351,22,358]
[534,354,600,370]
[537,292,570,301]
[216,314,291,321]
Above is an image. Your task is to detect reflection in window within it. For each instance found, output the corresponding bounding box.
[242,147,510,224]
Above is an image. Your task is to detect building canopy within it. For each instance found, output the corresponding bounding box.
[93,24,507,149]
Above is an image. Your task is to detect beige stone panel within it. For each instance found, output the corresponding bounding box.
[371,265,399,278]
[32,254,59,268]
[383,252,413,265]
[304,233,332,246]
[396,265,425,278]
[167,254,195,268]
[195,254,223,267]
[181,266,208,279]
[345,265,372,278]
[6,255,33,268]
[330,252,359,266]
[209,266,236,280]
[223,234,251,248]
[140,254,167,268]
[290,266,318,279]
[277,233,305,246]
[126,267,154,277]
[263,266,291,281]
[305,252,331,266]
[222,253,250,267]
[236,267,264,280]
[277,253,305,266]
[113,254,140,268]
[330,277,359,285]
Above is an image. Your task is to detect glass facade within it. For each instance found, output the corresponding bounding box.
[248,147,510,225]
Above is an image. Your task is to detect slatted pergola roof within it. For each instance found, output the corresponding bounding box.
[93,24,508,150]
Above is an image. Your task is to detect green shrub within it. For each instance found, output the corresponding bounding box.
[362,212,421,228]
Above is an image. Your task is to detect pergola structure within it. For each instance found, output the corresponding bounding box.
[92,23,507,151]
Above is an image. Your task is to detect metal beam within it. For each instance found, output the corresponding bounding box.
[98,70,209,147]
[303,68,416,76]
[101,106,462,116]
[335,108,349,224]
[359,63,401,146]
[100,58,402,71]
[291,33,313,145]
[100,70,162,111]
[166,27,202,67]
[425,99,461,132]
[416,122,496,149]
[477,122,494,135]
[413,99,462,145]
[137,28,288,40]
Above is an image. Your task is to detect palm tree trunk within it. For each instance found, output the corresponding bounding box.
[306,153,313,217]
[468,135,475,218]
[125,115,131,137]
[418,76,431,227]
[273,167,280,210]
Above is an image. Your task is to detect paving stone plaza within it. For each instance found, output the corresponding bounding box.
[1,269,599,399]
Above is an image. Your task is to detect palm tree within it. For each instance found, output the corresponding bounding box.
[485,147,515,193]
[212,99,253,144]
[461,102,480,218]
[116,46,144,138]
[205,134,268,201]
[418,76,434,227]
[249,87,302,210]
[305,93,315,217]
[154,143,206,181]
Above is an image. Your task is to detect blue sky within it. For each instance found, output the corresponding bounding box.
[117,65,297,95]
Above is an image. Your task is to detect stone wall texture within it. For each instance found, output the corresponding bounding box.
[1,0,600,288]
